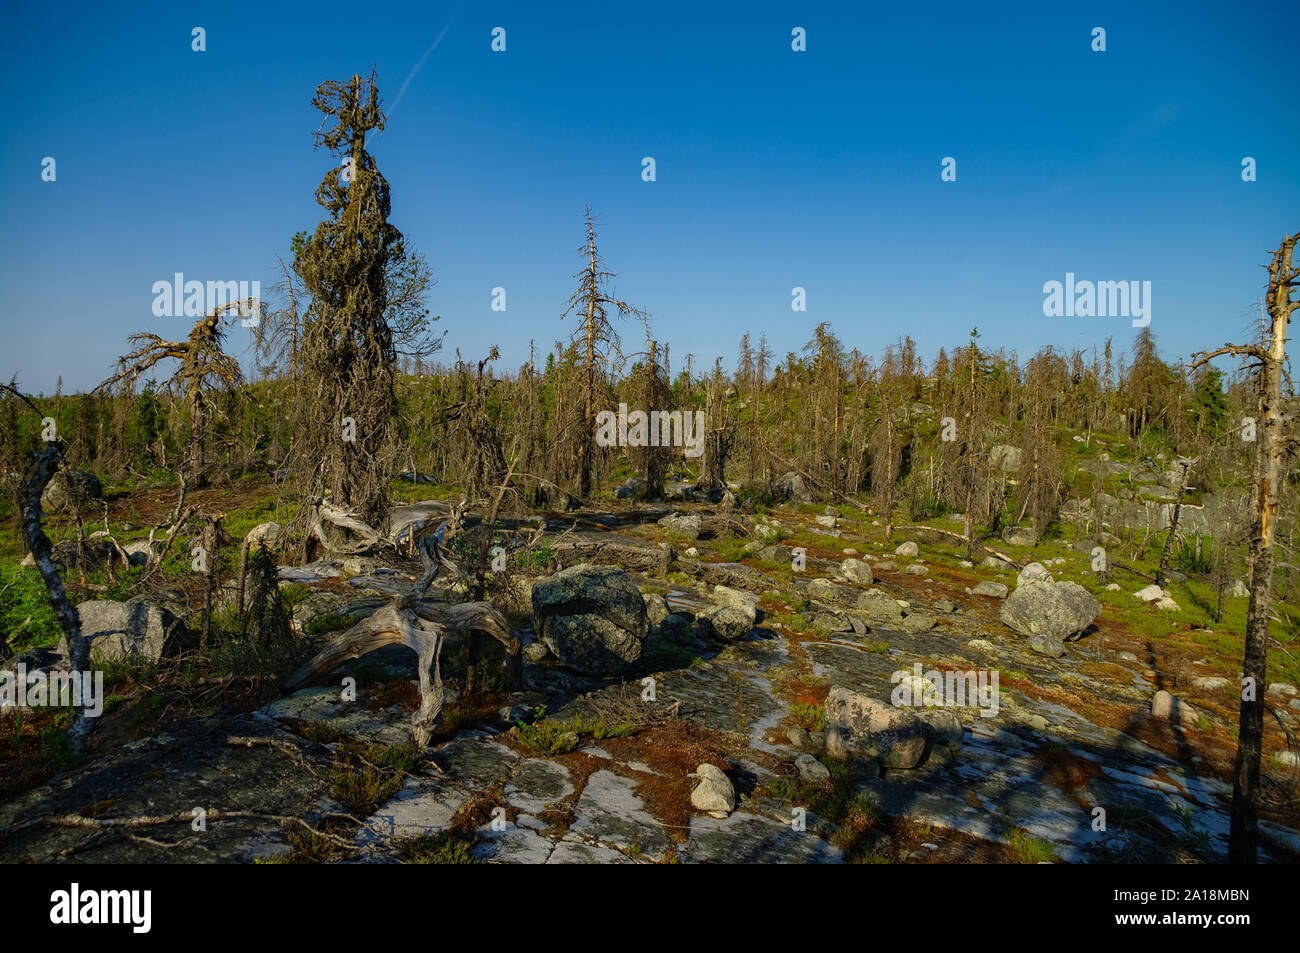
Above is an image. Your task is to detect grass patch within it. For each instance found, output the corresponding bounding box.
[396,832,480,864]
[1004,825,1057,863]
[790,702,826,731]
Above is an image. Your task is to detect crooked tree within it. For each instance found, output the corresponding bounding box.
[98,307,245,495]
[1191,232,1298,863]
[294,71,404,529]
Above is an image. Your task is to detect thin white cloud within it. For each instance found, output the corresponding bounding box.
[388,2,469,119]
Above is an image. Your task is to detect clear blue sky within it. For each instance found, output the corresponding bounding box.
[2,0,1297,393]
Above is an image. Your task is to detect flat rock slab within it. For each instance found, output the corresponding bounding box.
[547,834,646,864]
[682,810,843,863]
[433,733,519,791]
[504,759,574,815]
[0,715,331,864]
[259,686,411,746]
[568,770,672,855]
[473,824,557,863]
[358,778,465,844]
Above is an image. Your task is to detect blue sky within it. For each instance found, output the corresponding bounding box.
[1,0,1296,392]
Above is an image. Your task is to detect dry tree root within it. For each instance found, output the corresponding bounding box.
[283,518,519,747]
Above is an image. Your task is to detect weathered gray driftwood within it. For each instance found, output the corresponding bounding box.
[283,515,518,746]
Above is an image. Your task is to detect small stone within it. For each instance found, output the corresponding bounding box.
[894,541,919,558]
[1027,632,1066,658]
[795,753,831,783]
[690,763,736,818]
[1016,562,1054,588]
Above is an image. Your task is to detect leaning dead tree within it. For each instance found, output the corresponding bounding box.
[1191,231,1298,864]
[0,383,94,753]
[284,514,518,746]
[97,306,245,492]
[1155,456,1196,588]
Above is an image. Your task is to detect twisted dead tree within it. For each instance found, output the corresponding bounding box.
[97,306,245,494]
[1191,232,1298,863]
[284,514,518,746]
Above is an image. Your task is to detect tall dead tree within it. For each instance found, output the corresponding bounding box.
[1191,232,1298,864]
[561,207,645,499]
[870,390,901,542]
[633,316,671,498]
[961,328,985,559]
[294,71,403,529]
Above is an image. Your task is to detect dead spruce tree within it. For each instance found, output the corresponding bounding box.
[632,315,671,498]
[869,389,902,543]
[294,71,403,530]
[1191,232,1298,864]
[561,207,645,498]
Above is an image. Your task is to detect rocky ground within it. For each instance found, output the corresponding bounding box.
[3,487,1299,864]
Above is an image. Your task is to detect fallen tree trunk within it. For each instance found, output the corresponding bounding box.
[893,524,1020,567]
[284,601,517,747]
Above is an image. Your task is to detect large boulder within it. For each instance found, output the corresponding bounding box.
[531,565,649,675]
[245,522,283,550]
[1001,526,1037,547]
[855,589,905,625]
[989,445,1022,473]
[41,468,103,514]
[840,558,873,584]
[698,604,755,642]
[999,581,1100,641]
[772,472,812,504]
[615,476,647,500]
[535,482,579,511]
[50,539,116,571]
[59,597,189,663]
[824,687,926,769]
[658,512,702,541]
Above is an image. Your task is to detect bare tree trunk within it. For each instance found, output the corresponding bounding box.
[1155,458,1193,588]
[1191,232,1297,863]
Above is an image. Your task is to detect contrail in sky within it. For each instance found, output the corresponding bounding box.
[388,1,469,120]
